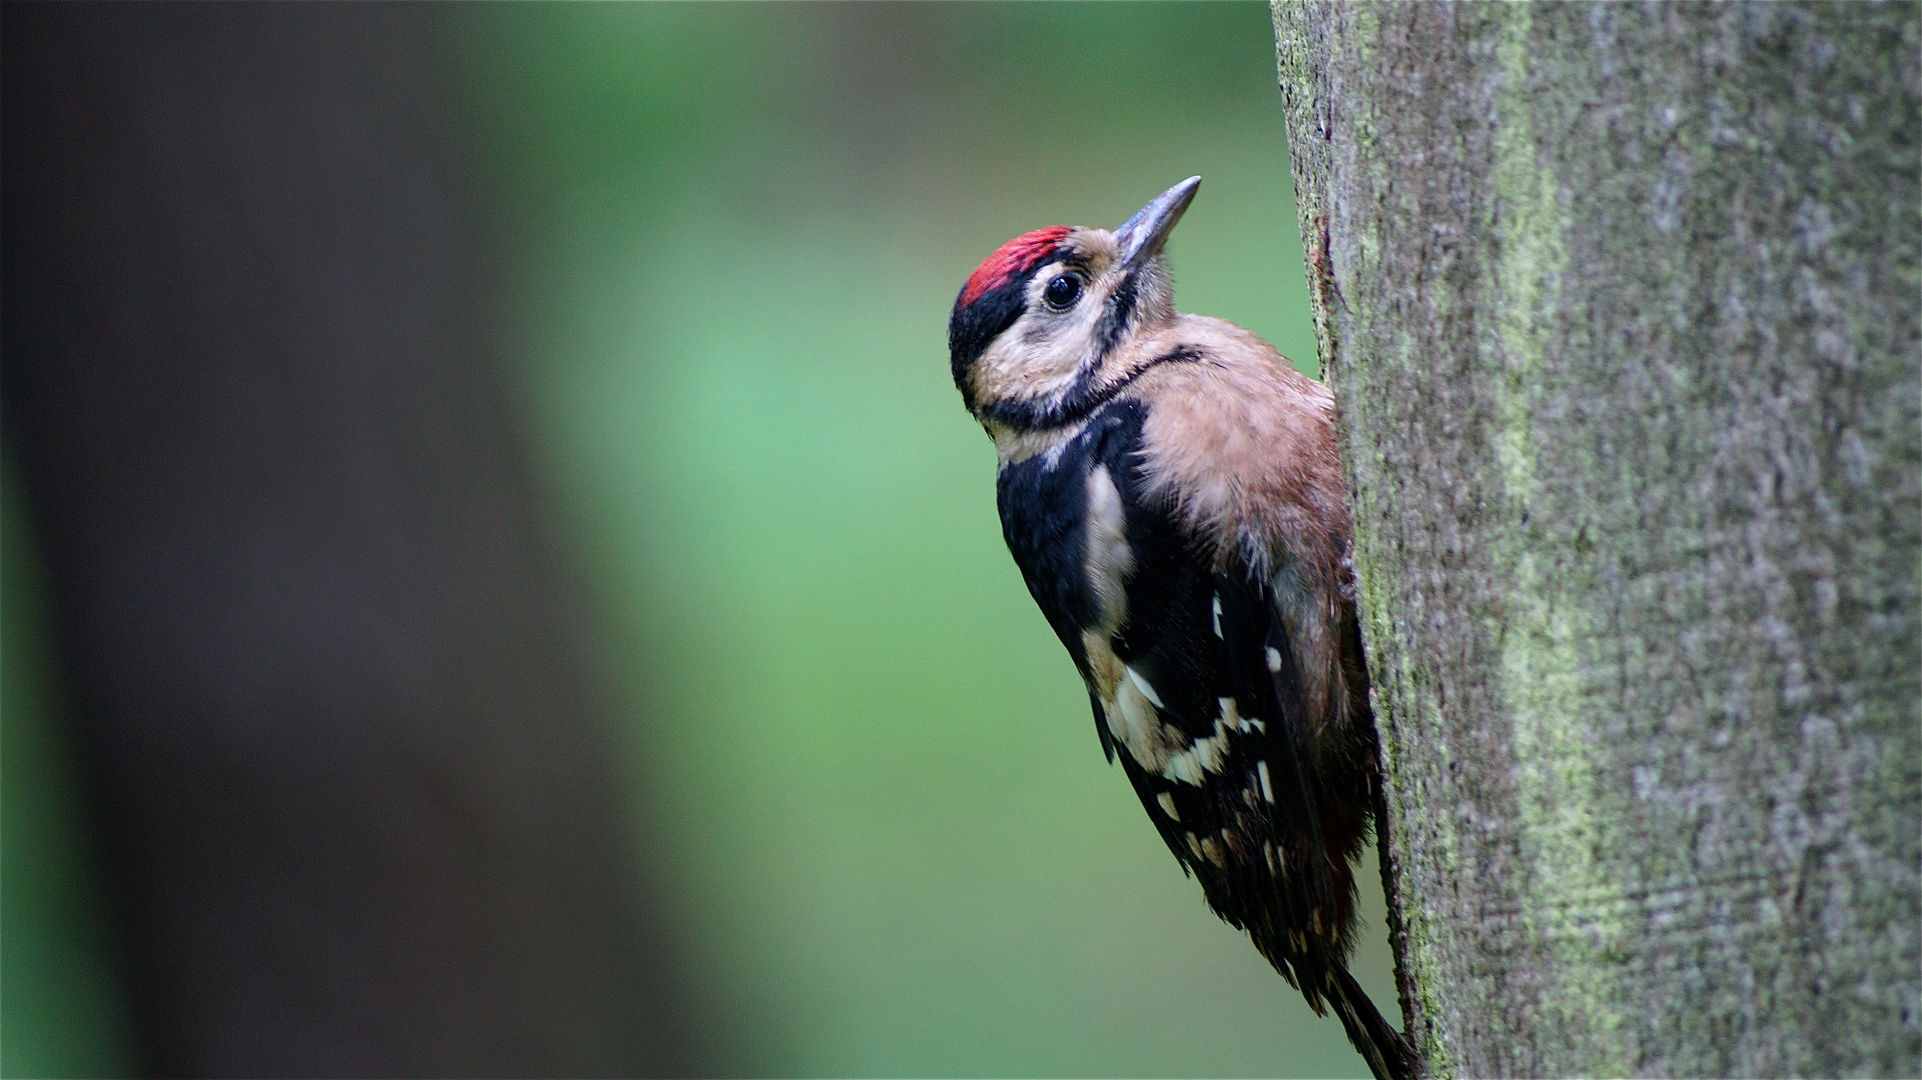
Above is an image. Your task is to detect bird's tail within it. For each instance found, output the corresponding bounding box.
[1326,964,1415,1080]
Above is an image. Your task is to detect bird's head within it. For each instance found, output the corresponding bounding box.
[949,176,1200,432]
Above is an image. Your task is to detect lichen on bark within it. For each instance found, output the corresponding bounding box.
[1273,3,1921,1076]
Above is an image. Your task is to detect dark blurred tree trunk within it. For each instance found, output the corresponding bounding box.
[3,4,693,1075]
[1272,3,1919,1077]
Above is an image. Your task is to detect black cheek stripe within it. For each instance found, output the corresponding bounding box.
[948,275,1034,405]
[1093,272,1140,363]
[978,343,1203,431]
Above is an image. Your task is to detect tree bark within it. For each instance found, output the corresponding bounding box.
[1272,3,1919,1077]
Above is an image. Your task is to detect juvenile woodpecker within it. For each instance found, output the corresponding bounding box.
[948,177,1411,1080]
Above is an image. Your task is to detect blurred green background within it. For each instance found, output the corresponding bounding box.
[3,3,1394,1075]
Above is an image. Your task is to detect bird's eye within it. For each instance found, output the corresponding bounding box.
[1043,274,1083,310]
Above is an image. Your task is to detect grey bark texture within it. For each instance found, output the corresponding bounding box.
[1271,3,1919,1077]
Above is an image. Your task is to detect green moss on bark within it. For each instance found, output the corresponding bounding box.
[1275,2,1921,1076]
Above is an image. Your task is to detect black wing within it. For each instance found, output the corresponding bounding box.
[996,397,1409,1079]
[1103,436,1344,995]
[996,399,1345,993]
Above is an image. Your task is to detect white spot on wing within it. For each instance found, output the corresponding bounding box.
[1265,646,1283,673]
[1115,678,1160,744]
[1211,595,1223,638]
[1085,633,1188,775]
[1163,754,1204,786]
[1086,633,1255,789]
[1157,696,1246,786]
[1257,759,1274,803]
[1125,666,1165,709]
[1157,792,1180,821]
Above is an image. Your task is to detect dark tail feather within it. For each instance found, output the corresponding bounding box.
[1327,964,1414,1080]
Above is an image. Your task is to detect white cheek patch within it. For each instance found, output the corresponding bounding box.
[974,315,1085,407]
[972,264,1117,411]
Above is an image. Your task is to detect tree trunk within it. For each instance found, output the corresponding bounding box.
[1271,3,1919,1077]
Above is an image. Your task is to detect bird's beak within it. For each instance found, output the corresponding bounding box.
[1115,176,1201,270]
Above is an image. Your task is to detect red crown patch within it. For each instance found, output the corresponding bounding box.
[960,226,1072,307]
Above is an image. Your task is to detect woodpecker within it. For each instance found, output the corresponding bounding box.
[948,177,1411,1080]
